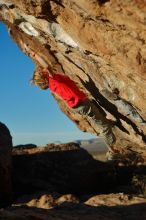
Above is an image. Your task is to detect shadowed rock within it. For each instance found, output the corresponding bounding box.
[12,143,115,196]
[0,122,12,207]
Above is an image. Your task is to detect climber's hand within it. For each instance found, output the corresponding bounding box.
[42,68,53,77]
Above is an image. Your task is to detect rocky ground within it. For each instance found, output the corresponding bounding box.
[0,142,146,220]
[1,194,146,220]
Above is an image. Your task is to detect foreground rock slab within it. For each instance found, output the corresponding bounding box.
[0,193,146,220]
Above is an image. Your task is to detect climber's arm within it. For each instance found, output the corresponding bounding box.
[32,53,49,69]
[23,43,49,68]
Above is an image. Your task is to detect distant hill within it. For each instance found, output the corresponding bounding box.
[75,138,108,153]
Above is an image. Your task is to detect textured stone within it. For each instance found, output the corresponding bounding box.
[0,194,146,220]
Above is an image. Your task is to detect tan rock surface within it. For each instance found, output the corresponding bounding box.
[0,193,146,220]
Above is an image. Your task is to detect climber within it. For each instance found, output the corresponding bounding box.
[22,44,115,146]
[32,67,116,146]
[27,48,116,147]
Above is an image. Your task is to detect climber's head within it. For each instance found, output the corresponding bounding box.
[31,66,49,90]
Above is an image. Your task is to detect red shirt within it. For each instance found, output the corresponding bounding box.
[47,74,87,108]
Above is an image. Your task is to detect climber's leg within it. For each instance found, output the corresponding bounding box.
[74,99,116,146]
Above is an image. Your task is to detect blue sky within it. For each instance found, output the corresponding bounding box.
[0,22,96,146]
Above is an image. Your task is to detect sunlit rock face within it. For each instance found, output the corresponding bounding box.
[1,0,146,160]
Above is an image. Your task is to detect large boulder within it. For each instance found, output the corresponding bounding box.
[1,0,146,161]
[0,122,12,207]
[12,143,114,195]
